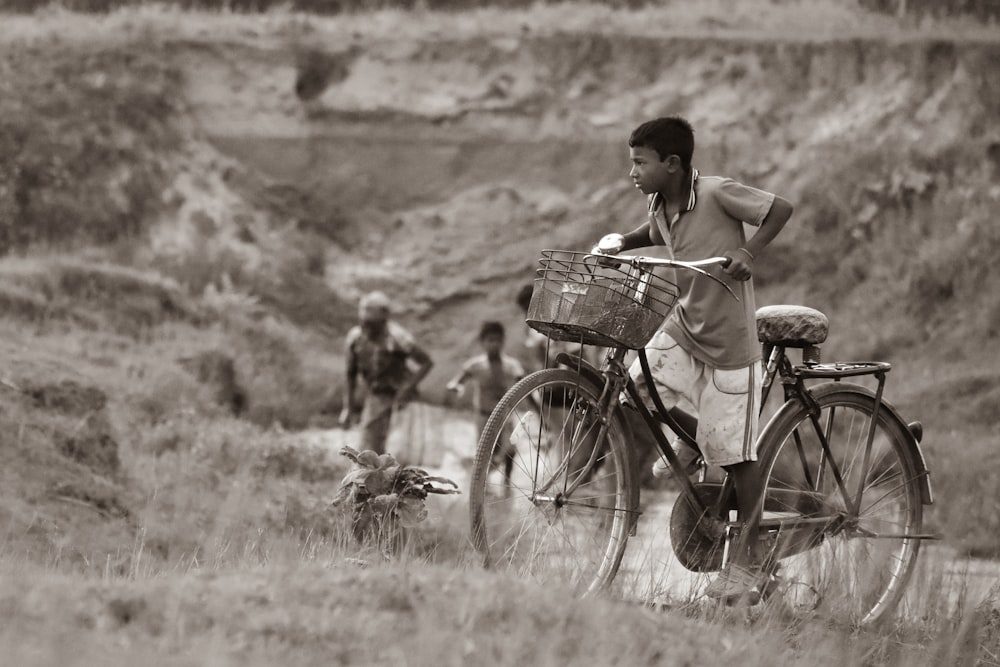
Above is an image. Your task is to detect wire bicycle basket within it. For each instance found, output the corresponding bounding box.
[526,250,680,350]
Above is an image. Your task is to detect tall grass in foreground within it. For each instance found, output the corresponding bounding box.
[3,498,1000,667]
[2,318,999,664]
[3,288,999,663]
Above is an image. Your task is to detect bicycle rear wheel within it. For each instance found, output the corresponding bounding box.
[469,368,633,594]
[756,383,924,626]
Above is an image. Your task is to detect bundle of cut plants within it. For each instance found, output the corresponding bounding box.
[331,445,460,554]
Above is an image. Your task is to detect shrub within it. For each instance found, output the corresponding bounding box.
[0,258,202,336]
[253,440,344,483]
[0,46,182,254]
[22,378,123,475]
[226,313,340,428]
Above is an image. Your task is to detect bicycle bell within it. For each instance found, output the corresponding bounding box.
[596,233,625,255]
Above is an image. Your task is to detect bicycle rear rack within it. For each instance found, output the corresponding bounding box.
[792,361,892,379]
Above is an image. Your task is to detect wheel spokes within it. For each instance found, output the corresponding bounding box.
[473,372,628,593]
[761,397,920,625]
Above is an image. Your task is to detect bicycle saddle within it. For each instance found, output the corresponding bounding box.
[756,305,829,348]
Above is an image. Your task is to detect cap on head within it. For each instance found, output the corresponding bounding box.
[359,291,391,322]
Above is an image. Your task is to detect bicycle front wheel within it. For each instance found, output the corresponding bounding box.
[757,382,924,627]
[469,368,633,594]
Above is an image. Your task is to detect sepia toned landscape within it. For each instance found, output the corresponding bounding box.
[2,0,1000,664]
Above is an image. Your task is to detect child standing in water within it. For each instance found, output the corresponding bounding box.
[339,291,434,455]
[447,321,526,485]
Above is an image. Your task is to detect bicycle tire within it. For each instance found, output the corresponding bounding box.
[469,368,633,594]
[755,382,923,627]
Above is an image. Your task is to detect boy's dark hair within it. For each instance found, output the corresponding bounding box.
[515,283,534,313]
[629,116,695,170]
[479,320,505,340]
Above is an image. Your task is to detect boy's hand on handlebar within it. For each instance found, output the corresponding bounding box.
[590,233,626,266]
[591,233,625,256]
[722,249,752,281]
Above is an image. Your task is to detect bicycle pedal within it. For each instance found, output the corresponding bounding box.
[758,574,782,600]
[722,588,762,608]
[762,577,822,613]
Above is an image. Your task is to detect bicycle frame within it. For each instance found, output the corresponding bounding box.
[558,337,935,549]
[762,346,933,508]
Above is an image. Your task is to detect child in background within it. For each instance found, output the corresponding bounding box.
[516,282,604,373]
[339,291,434,455]
[447,321,526,485]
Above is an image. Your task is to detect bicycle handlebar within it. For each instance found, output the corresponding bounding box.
[588,253,731,270]
[590,234,732,270]
[583,251,738,300]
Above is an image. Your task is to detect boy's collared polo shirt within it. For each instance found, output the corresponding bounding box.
[647,169,775,369]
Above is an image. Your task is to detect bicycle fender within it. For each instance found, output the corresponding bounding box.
[554,352,642,531]
[615,397,642,534]
[554,352,603,386]
[760,381,933,505]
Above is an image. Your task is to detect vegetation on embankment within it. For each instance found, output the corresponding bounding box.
[0,45,180,253]
[0,27,358,430]
[3,0,998,23]
[3,0,1000,552]
[2,4,1000,664]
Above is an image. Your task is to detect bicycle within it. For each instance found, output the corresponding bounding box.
[468,248,935,627]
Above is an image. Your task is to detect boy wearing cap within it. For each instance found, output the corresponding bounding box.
[339,291,434,454]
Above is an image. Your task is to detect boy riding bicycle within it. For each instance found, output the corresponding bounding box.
[594,116,794,603]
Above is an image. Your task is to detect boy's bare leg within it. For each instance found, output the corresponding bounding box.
[705,459,765,603]
[725,459,763,568]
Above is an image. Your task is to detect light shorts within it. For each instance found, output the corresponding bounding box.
[626,331,761,468]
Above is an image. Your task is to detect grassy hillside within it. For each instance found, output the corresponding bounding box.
[2,3,1000,664]
[3,0,999,548]
[206,11,1000,560]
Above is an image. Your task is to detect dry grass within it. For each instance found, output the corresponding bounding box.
[0,559,791,666]
[2,303,999,664]
[1,2,999,664]
[3,502,1000,666]
[2,298,998,665]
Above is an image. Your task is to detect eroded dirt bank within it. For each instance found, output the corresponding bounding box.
[175,31,1000,361]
